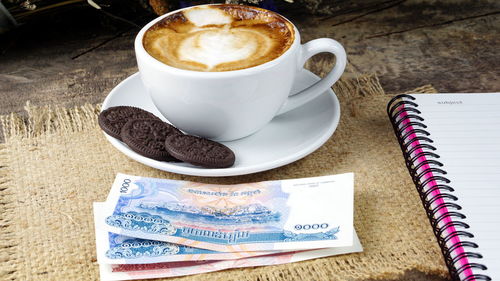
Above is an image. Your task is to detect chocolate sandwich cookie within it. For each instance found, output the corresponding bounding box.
[165,134,235,168]
[98,106,160,140]
[121,119,182,162]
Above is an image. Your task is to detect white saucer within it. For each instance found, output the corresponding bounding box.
[101,70,340,177]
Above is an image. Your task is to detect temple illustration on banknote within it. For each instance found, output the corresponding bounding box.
[138,202,282,225]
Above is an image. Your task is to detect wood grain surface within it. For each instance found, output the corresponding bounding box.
[0,0,499,280]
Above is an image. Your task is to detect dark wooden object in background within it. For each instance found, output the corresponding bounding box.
[0,0,498,280]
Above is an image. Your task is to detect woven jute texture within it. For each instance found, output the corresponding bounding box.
[0,71,449,280]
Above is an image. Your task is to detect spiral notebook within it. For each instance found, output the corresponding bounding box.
[387,93,500,281]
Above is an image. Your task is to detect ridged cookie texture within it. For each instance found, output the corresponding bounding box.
[98,106,160,140]
[121,119,182,162]
[165,134,235,168]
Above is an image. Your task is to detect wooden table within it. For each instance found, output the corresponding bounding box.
[0,0,498,279]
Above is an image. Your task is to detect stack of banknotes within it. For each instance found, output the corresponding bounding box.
[93,173,362,280]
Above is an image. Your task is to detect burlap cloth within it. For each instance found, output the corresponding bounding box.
[0,68,450,280]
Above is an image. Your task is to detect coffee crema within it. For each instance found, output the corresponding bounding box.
[143,5,295,72]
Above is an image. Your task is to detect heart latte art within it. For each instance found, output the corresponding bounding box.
[143,5,294,72]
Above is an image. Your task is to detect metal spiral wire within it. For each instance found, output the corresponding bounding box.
[387,94,491,281]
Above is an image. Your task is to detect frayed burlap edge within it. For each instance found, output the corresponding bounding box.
[0,72,390,141]
[0,102,101,141]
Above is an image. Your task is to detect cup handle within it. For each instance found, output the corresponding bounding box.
[276,38,347,115]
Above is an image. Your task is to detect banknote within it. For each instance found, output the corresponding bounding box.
[99,232,362,280]
[94,203,281,264]
[99,173,354,252]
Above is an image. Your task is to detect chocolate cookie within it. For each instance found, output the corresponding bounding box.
[98,106,160,140]
[165,135,235,168]
[121,119,182,161]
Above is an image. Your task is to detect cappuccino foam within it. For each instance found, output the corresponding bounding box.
[143,5,294,72]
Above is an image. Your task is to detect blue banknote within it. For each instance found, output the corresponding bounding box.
[98,173,354,252]
[94,203,280,264]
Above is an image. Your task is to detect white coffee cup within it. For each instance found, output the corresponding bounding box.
[135,4,346,141]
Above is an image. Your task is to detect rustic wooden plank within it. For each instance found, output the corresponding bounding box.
[295,0,500,93]
[0,0,498,117]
